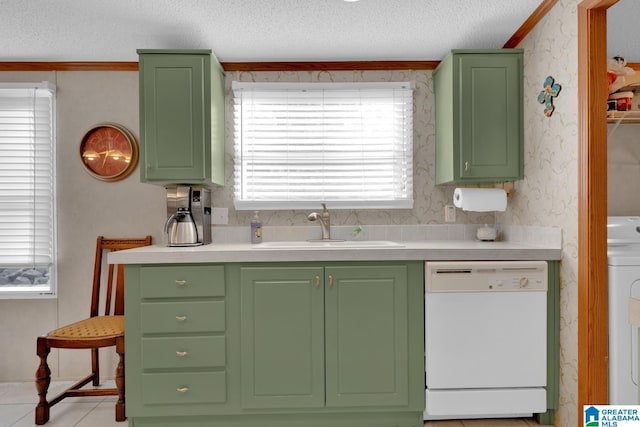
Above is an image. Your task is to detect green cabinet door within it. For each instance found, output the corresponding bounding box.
[138,49,224,184]
[240,266,325,409]
[324,265,409,407]
[435,49,523,184]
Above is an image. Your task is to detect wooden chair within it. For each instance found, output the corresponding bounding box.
[35,236,152,425]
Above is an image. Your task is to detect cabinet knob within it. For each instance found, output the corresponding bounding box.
[328,275,334,287]
[177,386,189,393]
[175,315,187,322]
[175,279,187,287]
[176,351,188,357]
[464,161,470,171]
[315,276,320,287]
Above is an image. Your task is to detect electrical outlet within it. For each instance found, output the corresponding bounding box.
[211,207,228,225]
[445,204,456,223]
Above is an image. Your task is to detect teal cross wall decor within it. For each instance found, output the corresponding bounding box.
[538,76,562,117]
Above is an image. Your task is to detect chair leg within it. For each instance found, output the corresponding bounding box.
[35,339,51,425]
[91,348,99,386]
[115,337,126,422]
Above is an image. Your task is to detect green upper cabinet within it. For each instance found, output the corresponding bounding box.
[434,49,524,184]
[137,49,225,185]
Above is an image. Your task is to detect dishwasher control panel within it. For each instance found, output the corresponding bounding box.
[426,261,548,292]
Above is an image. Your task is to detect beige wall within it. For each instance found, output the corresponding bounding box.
[0,71,165,382]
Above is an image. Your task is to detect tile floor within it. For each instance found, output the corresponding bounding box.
[0,381,121,427]
[0,381,543,427]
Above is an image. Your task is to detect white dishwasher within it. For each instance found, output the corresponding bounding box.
[424,261,548,420]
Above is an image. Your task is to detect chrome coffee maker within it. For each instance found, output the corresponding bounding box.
[165,185,211,246]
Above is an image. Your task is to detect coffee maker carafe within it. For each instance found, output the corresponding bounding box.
[165,185,211,246]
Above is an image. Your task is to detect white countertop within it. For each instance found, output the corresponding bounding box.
[108,239,561,264]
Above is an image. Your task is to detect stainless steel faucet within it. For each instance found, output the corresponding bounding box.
[307,203,331,240]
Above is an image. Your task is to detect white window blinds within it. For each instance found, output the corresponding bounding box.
[233,82,413,210]
[0,82,56,296]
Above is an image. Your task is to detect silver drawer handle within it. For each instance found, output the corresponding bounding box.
[464,161,470,171]
[175,315,187,322]
[176,351,188,357]
[177,386,189,393]
[175,279,187,287]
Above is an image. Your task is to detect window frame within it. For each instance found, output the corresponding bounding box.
[0,82,57,299]
[232,81,414,211]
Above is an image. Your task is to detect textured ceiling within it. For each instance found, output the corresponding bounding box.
[1,0,636,63]
[1,0,544,62]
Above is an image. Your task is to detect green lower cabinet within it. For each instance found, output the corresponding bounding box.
[140,372,227,405]
[240,266,325,409]
[125,262,424,427]
[324,266,409,407]
[240,264,412,410]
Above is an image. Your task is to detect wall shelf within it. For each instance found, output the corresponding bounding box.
[607,111,640,124]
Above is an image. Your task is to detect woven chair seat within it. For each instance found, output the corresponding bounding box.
[48,315,124,339]
[36,236,152,425]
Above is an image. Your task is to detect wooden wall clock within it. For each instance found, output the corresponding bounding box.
[79,123,139,182]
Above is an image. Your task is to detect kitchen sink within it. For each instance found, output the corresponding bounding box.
[253,240,404,249]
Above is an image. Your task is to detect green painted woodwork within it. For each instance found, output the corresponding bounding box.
[536,260,560,425]
[140,264,225,298]
[125,259,557,426]
[137,49,225,185]
[125,261,424,426]
[141,336,226,369]
[125,264,230,418]
[239,264,415,410]
[324,265,409,407]
[140,300,225,334]
[141,372,226,404]
[435,49,524,184]
[128,411,424,427]
[240,266,325,409]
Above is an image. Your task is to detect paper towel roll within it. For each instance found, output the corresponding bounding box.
[453,188,507,212]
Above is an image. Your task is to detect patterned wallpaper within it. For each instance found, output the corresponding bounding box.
[216,70,495,228]
[505,0,579,425]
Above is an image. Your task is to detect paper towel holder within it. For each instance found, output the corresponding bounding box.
[495,182,515,198]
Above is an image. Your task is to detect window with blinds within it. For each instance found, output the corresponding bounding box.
[232,81,414,210]
[0,82,56,297]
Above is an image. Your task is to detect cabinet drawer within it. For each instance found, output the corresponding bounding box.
[142,336,225,369]
[141,372,226,404]
[141,301,225,334]
[140,265,224,299]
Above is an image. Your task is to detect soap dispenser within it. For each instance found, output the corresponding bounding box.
[251,211,262,244]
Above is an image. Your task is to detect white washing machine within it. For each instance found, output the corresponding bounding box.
[608,216,640,404]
